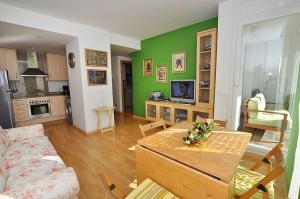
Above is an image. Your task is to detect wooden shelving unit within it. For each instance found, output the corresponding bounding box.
[195,28,217,117]
[145,100,213,125]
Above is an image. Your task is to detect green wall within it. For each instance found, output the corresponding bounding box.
[132,17,218,117]
[286,70,300,192]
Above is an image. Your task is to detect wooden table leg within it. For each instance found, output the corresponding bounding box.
[109,109,115,133]
[98,112,103,135]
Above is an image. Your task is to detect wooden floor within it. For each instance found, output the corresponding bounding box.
[44,112,286,199]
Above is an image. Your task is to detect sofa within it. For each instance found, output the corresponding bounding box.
[0,124,80,199]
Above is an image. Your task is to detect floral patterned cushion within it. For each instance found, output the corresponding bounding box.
[2,167,79,199]
[0,124,79,198]
[5,156,65,191]
[4,136,57,163]
[0,158,6,192]
[4,124,44,146]
[0,127,7,158]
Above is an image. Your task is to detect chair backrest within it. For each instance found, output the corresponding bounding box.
[239,144,285,199]
[138,119,166,138]
[96,168,123,199]
[251,144,284,174]
[246,93,266,119]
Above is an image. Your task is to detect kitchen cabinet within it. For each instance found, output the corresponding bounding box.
[46,53,68,80]
[12,98,29,122]
[0,48,19,80]
[50,96,66,117]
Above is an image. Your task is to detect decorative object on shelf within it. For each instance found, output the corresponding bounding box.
[156,65,168,83]
[87,69,107,86]
[183,120,214,145]
[143,59,153,76]
[201,63,211,70]
[68,52,76,68]
[150,91,163,101]
[172,51,186,73]
[85,48,107,67]
[203,37,212,51]
[200,80,210,88]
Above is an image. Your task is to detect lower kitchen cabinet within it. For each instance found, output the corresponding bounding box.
[12,96,66,127]
[12,98,29,122]
[50,96,66,117]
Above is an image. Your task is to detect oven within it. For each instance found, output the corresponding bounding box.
[28,99,51,118]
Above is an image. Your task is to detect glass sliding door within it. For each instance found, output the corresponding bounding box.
[240,14,300,151]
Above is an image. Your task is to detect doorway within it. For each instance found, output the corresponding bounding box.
[121,60,133,113]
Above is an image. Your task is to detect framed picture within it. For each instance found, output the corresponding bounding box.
[172,51,186,73]
[156,65,168,83]
[143,59,153,76]
[85,48,107,67]
[87,69,107,86]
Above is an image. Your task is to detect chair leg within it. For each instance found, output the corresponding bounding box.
[279,129,284,144]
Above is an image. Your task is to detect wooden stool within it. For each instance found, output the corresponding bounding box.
[93,106,115,135]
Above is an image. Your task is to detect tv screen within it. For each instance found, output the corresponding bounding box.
[171,80,195,103]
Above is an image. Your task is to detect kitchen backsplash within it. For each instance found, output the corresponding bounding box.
[10,49,68,97]
[48,81,69,92]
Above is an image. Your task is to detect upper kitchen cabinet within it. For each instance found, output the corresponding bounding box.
[46,53,68,81]
[0,48,19,80]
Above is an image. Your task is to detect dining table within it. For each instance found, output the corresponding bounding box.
[135,121,252,199]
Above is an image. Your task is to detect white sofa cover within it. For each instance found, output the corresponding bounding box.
[0,124,79,199]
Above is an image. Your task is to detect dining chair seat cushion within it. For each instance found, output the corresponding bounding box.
[235,165,275,199]
[248,110,292,129]
[125,178,178,199]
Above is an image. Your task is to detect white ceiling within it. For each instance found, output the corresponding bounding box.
[0,21,74,53]
[0,0,221,40]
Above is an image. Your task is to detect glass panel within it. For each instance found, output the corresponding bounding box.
[174,108,188,123]
[160,106,171,121]
[193,111,209,121]
[147,104,156,118]
[240,14,300,150]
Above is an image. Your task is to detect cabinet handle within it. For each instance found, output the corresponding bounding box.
[16,73,18,79]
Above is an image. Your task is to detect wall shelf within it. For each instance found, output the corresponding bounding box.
[196,28,217,112]
[145,100,213,125]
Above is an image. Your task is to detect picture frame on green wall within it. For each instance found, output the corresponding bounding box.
[143,58,153,76]
[156,65,168,83]
[172,51,186,73]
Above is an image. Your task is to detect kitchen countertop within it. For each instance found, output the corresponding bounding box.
[12,93,67,99]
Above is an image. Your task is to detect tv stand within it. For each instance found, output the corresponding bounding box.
[145,100,213,125]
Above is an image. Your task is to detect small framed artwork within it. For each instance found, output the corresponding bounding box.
[156,65,168,83]
[143,58,153,76]
[172,51,186,73]
[85,48,108,67]
[87,69,107,86]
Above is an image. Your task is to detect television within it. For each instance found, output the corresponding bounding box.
[170,80,195,104]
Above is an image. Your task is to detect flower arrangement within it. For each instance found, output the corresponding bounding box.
[183,120,215,145]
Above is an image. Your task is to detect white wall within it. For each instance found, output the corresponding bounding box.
[111,56,132,112]
[0,2,140,132]
[215,0,300,129]
[77,25,113,132]
[66,38,87,130]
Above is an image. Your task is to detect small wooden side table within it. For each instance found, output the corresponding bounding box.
[93,106,115,135]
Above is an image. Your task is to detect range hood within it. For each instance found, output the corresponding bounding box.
[21,51,48,77]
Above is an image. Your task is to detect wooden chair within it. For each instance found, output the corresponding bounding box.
[195,116,227,128]
[234,144,285,199]
[96,168,178,199]
[243,93,290,143]
[138,119,166,138]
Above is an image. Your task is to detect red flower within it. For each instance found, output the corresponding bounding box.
[23,191,33,199]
